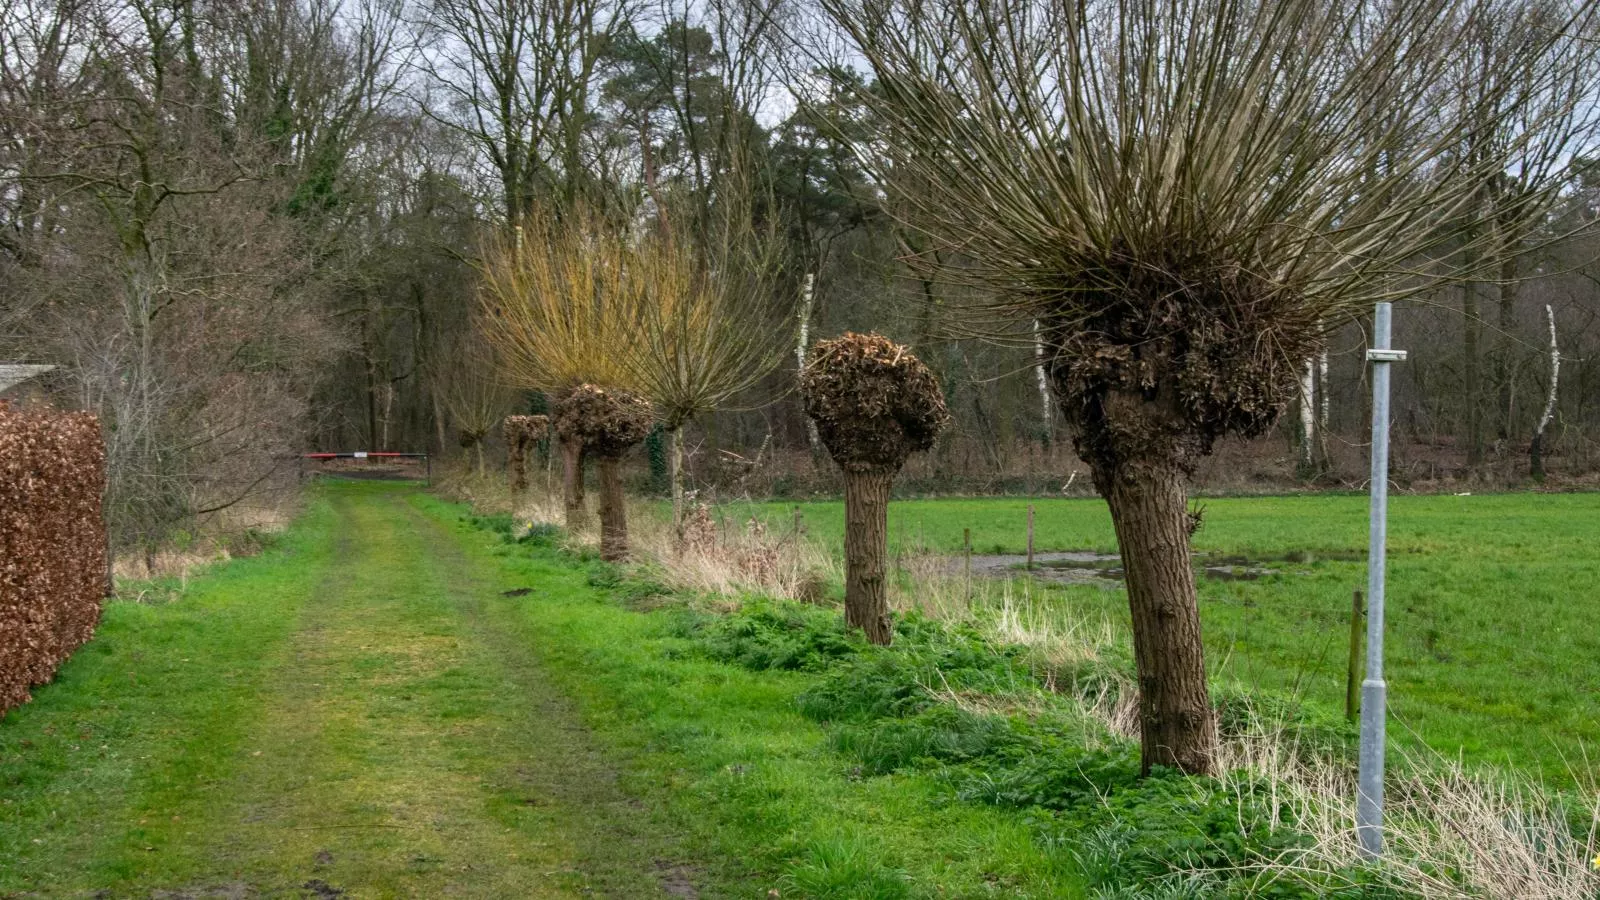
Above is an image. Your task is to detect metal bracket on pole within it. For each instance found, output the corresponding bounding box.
[1358,302,1405,860]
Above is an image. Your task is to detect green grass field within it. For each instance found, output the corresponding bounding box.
[727,493,1600,786]
[4,481,1592,896]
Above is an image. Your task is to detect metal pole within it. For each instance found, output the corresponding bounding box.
[1359,301,1406,858]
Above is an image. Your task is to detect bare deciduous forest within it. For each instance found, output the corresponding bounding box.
[6,0,1600,560]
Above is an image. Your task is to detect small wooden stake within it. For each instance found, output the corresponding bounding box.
[794,506,804,536]
[1026,505,1036,570]
[963,527,973,601]
[1347,589,1364,723]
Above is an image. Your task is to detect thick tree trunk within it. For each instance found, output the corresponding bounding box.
[509,437,528,494]
[560,435,587,529]
[843,469,895,645]
[1099,458,1218,776]
[596,455,628,561]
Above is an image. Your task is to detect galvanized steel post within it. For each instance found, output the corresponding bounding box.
[1359,302,1406,858]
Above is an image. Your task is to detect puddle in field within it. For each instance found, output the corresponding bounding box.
[952,549,1362,587]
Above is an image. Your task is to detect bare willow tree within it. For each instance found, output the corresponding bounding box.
[623,191,789,529]
[436,329,518,476]
[818,0,1600,773]
[478,205,642,528]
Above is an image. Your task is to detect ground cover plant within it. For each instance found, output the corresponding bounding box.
[8,475,1596,896]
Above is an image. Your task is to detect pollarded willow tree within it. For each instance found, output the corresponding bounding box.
[818,0,1600,772]
[436,329,519,477]
[549,384,653,560]
[479,206,642,530]
[504,414,549,493]
[801,333,949,644]
[623,191,789,531]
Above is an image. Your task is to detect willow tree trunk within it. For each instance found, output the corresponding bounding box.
[843,469,895,645]
[560,435,587,529]
[509,441,528,494]
[1099,459,1217,776]
[596,456,628,561]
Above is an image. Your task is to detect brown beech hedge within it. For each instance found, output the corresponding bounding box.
[0,405,107,715]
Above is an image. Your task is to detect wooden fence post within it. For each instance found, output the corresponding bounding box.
[1026,505,1035,570]
[963,527,972,603]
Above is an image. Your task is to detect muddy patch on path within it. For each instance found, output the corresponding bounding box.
[654,860,702,899]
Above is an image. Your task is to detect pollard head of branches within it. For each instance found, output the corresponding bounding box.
[800,332,949,474]
[551,384,654,460]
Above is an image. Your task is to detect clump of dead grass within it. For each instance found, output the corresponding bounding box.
[1210,738,1600,900]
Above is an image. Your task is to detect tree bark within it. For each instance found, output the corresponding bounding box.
[560,434,587,529]
[1464,277,1485,470]
[1531,303,1559,482]
[670,425,685,537]
[1496,256,1519,441]
[1296,359,1316,479]
[797,273,823,462]
[1034,320,1053,452]
[1099,458,1218,776]
[596,455,628,561]
[843,468,895,645]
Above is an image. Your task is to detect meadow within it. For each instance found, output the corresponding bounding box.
[721,492,1600,787]
[5,480,1596,896]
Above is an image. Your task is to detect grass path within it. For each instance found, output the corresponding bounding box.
[5,481,1092,898]
[1,483,710,897]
